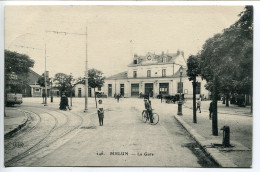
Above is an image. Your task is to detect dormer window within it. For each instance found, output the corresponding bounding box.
[162,57,167,63]
[133,60,137,64]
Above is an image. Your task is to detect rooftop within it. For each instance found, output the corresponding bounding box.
[128,50,184,67]
[106,71,128,80]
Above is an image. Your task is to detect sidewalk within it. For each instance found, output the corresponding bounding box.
[175,100,252,167]
[4,107,28,137]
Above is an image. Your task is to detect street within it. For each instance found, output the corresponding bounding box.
[4,97,217,167]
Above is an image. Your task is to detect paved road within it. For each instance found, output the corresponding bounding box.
[4,98,217,167]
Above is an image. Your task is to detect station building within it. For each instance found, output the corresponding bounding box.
[102,50,209,99]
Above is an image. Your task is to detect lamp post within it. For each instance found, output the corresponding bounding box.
[50,77,53,103]
[84,27,88,112]
[177,66,183,116]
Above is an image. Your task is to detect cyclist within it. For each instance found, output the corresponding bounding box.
[144,98,153,123]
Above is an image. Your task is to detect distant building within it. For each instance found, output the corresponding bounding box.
[74,84,100,98]
[22,69,59,97]
[102,50,209,99]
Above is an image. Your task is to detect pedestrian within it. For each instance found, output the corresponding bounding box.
[59,92,69,110]
[160,93,163,103]
[196,98,201,113]
[42,91,46,104]
[97,99,104,126]
[117,94,120,103]
[209,101,214,120]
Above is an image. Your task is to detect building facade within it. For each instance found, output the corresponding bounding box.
[102,50,209,99]
[74,84,100,98]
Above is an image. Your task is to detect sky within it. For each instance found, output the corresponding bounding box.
[5,5,245,78]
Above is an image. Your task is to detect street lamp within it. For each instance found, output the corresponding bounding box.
[177,66,183,116]
[50,77,53,103]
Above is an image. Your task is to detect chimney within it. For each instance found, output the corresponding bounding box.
[177,49,180,55]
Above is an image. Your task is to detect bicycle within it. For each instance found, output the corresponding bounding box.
[142,109,159,125]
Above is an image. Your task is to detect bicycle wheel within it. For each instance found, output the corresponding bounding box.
[151,113,159,125]
[142,110,148,123]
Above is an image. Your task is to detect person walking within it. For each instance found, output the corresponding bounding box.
[196,98,201,113]
[60,92,69,110]
[97,99,104,126]
[117,94,120,103]
[209,101,214,120]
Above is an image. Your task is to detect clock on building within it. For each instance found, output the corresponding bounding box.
[147,55,152,61]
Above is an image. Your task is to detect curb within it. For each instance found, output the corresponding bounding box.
[174,114,237,168]
[4,111,29,139]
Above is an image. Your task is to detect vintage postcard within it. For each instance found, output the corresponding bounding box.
[3,5,253,168]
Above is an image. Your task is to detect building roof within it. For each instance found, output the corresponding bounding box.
[128,50,184,67]
[106,71,128,80]
[28,69,41,85]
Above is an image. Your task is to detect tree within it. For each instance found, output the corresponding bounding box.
[4,50,34,116]
[187,55,200,123]
[87,69,105,108]
[198,6,253,135]
[38,73,50,87]
[53,73,78,106]
[5,50,35,94]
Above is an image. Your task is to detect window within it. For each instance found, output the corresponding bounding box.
[133,71,137,78]
[196,82,201,94]
[177,82,183,93]
[133,60,137,64]
[98,87,101,91]
[162,57,167,63]
[162,69,166,77]
[35,88,40,92]
[159,83,169,95]
[147,70,151,77]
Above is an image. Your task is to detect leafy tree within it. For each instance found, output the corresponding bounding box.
[88,69,105,108]
[38,73,50,87]
[187,55,200,123]
[5,50,35,94]
[53,73,78,106]
[79,69,105,108]
[198,6,253,135]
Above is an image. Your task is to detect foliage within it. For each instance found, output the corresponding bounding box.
[78,68,105,108]
[198,6,253,97]
[88,69,105,89]
[5,50,35,93]
[53,73,77,95]
[187,55,200,81]
[187,55,200,123]
[38,73,50,87]
[78,68,105,89]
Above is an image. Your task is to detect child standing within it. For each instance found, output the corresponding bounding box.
[97,99,104,126]
[196,98,201,113]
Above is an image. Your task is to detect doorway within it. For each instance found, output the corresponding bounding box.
[145,83,153,97]
[108,84,112,97]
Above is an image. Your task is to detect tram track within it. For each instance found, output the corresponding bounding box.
[5,106,84,167]
[6,110,42,142]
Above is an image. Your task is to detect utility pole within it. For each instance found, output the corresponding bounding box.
[44,44,48,106]
[84,26,88,112]
[46,29,88,112]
